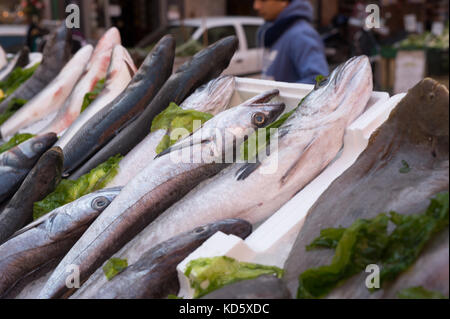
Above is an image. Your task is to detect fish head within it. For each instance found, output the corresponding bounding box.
[181,75,236,115]
[20,133,58,159]
[299,55,373,118]
[191,219,253,241]
[87,186,123,213]
[88,27,121,68]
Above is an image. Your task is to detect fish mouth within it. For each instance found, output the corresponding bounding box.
[332,55,371,87]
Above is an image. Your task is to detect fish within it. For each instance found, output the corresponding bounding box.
[75,56,373,297]
[75,219,252,299]
[0,46,7,70]
[59,35,176,175]
[0,133,58,204]
[282,78,449,299]
[0,47,30,82]
[68,36,239,179]
[55,45,137,150]
[200,275,293,299]
[0,147,63,245]
[0,26,72,115]
[37,27,121,135]
[0,187,122,297]
[107,75,236,187]
[38,91,284,299]
[0,45,94,139]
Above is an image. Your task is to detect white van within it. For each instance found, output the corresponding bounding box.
[166,17,265,76]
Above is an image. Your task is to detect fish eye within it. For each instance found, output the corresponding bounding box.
[195,226,206,234]
[252,112,267,127]
[32,142,44,151]
[92,196,111,211]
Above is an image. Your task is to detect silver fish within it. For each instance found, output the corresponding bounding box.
[73,56,373,297]
[1,45,94,139]
[107,75,236,187]
[0,187,122,297]
[0,133,57,204]
[38,91,285,299]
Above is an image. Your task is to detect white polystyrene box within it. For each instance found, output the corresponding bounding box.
[177,77,402,299]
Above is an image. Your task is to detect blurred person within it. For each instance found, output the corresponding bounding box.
[254,0,329,84]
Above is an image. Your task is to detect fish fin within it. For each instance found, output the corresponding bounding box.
[235,161,262,181]
[155,138,210,159]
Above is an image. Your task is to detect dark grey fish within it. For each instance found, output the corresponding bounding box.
[0,147,63,244]
[0,47,30,82]
[0,133,57,204]
[201,275,293,300]
[69,35,239,179]
[283,78,449,299]
[0,26,72,116]
[81,219,252,299]
[60,35,176,175]
[0,187,121,297]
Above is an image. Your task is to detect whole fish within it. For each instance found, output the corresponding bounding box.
[38,27,121,135]
[76,56,373,297]
[0,133,57,204]
[0,45,94,139]
[55,45,137,150]
[69,36,239,179]
[0,187,122,297]
[39,91,284,299]
[201,275,292,299]
[75,219,252,299]
[0,147,63,244]
[60,35,176,174]
[107,75,236,187]
[0,26,72,115]
[0,47,30,82]
[282,78,449,299]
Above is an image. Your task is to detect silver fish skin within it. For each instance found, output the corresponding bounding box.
[0,133,57,204]
[76,56,373,296]
[0,187,122,297]
[37,27,121,135]
[38,91,285,299]
[0,46,7,70]
[76,219,252,299]
[55,44,137,150]
[1,45,94,139]
[107,75,236,187]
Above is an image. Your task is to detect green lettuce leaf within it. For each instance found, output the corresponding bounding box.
[151,102,213,154]
[0,133,35,154]
[80,78,106,113]
[297,192,449,299]
[33,154,123,220]
[0,98,28,125]
[397,287,448,299]
[184,256,284,299]
[103,258,128,281]
[0,63,40,98]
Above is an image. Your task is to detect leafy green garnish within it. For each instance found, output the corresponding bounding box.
[185,256,284,299]
[0,98,28,125]
[397,287,448,299]
[0,63,40,99]
[80,78,106,113]
[33,154,123,220]
[0,133,34,154]
[151,102,213,154]
[167,294,184,299]
[103,258,128,281]
[297,192,449,299]
[399,160,411,174]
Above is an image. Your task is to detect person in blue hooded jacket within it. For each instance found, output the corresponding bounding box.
[254,0,329,84]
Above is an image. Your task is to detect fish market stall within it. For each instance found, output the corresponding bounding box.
[0,23,448,301]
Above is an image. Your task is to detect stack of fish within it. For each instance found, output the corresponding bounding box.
[0,23,447,300]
